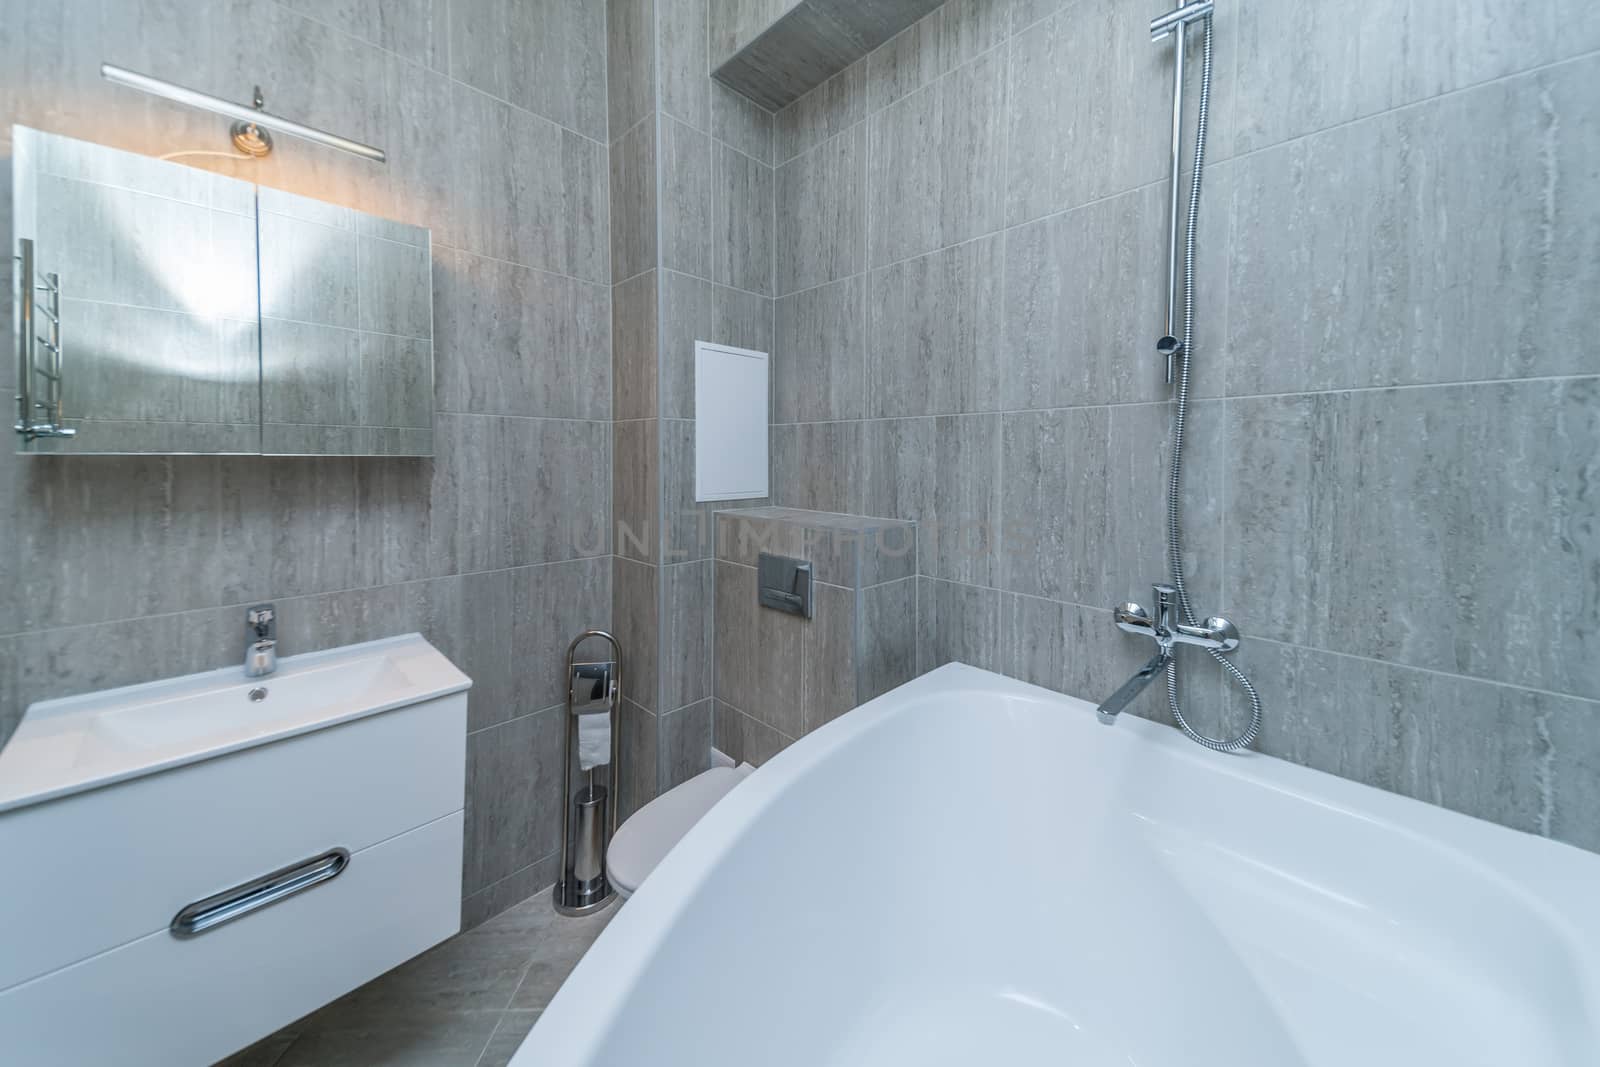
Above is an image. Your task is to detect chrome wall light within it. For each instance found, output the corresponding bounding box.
[100,64,387,163]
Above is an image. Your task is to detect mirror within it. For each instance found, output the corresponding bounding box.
[11,126,434,456]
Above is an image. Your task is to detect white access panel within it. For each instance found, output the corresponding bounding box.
[695,341,769,502]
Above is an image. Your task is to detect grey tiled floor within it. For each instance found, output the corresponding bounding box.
[218,893,617,1067]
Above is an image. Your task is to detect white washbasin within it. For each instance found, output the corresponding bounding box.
[0,634,469,813]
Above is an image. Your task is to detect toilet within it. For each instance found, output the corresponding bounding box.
[607,763,755,897]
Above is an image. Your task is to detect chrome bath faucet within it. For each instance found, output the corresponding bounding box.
[1096,585,1239,725]
[245,604,277,678]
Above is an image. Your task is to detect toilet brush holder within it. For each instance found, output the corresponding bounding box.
[553,630,622,917]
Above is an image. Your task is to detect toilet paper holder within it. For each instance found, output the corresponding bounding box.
[553,629,623,917]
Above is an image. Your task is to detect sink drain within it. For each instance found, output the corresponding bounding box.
[248,687,268,703]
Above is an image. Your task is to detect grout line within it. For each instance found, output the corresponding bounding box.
[268,0,610,149]
[759,371,1600,425]
[468,704,562,739]
[0,556,612,644]
[1221,45,1600,166]
[437,410,614,424]
[919,577,1600,708]
[434,241,613,289]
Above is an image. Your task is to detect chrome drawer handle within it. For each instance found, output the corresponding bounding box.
[170,848,350,939]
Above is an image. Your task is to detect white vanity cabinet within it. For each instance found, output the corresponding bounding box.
[0,634,470,1066]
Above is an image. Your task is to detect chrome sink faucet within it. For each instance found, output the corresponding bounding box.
[1096,585,1239,724]
[245,604,277,678]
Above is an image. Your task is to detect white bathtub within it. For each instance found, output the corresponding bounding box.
[515,664,1600,1066]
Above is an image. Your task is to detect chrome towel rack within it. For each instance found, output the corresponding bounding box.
[15,238,75,441]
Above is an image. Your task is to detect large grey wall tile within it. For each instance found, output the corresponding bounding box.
[916,577,1002,675]
[1004,0,1169,226]
[278,0,448,71]
[1211,640,1600,854]
[1,455,221,633]
[713,699,794,765]
[862,415,999,585]
[661,699,714,789]
[775,277,866,422]
[464,707,564,893]
[996,408,1108,605]
[613,419,659,562]
[714,560,806,735]
[451,570,519,730]
[355,458,433,589]
[433,248,611,420]
[0,602,225,740]
[774,124,866,295]
[613,559,661,710]
[659,273,773,419]
[610,117,658,283]
[608,0,657,136]
[506,418,613,564]
[997,595,1157,713]
[771,421,865,513]
[446,82,608,278]
[802,580,857,731]
[507,0,609,142]
[713,82,775,164]
[869,233,1002,417]
[509,118,610,284]
[773,61,866,163]
[516,557,615,713]
[617,697,660,821]
[860,576,917,703]
[1232,0,1599,155]
[713,142,775,294]
[449,0,513,100]
[612,270,659,423]
[868,46,1004,266]
[1226,379,1600,701]
[430,416,610,575]
[660,0,712,130]
[866,0,1007,112]
[660,116,714,278]
[1228,59,1600,394]
[1001,183,1197,410]
[662,419,712,560]
[427,415,499,575]
[662,560,715,710]
[222,459,364,602]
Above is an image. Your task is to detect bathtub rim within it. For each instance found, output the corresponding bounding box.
[514,662,1600,1065]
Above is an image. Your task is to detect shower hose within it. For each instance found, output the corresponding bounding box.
[1165,14,1263,752]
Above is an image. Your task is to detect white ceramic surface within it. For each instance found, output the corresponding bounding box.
[517,663,1600,1066]
[0,633,470,812]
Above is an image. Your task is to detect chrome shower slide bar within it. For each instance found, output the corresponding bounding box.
[1151,0,1214,40]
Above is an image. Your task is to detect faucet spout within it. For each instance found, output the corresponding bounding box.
[245,604,277,678]
[1096,650,1171,724]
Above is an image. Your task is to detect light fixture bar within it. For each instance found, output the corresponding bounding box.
[100,64,387,163]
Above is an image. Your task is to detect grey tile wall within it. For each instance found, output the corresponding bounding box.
[761,0,1600,851]
[607,0,778,817]
[712,510,917,760]
[0,0,614,928]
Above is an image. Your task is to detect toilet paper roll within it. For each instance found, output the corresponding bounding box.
[577,709,611,771]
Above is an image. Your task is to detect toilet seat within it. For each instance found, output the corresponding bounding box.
[608,764,754,897]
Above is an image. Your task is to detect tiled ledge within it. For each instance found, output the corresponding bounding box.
[714,507,916,588]
[713,0,946,110]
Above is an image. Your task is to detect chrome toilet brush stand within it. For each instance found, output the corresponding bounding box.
[553,630,622,917]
